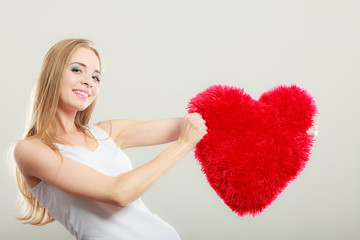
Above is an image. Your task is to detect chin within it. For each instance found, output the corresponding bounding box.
[77,104,92,112]
[69,102,90,112]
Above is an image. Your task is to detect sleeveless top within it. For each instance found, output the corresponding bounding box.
[30,125,181,240]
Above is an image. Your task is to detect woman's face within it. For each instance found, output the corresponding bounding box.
[58,47,101,113]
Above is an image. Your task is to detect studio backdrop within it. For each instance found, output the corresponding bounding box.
[1,0,359,239]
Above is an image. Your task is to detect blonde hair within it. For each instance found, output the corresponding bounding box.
[16,38,102,225]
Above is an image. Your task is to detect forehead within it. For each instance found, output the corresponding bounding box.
[69,47,100,70]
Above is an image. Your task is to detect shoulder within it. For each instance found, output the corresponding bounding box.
[14,139,46,158]
[95,119,137,137]
[95,119,140,148]
[95,121,112,135]
[13,139,58,171]
[14,138,54,153]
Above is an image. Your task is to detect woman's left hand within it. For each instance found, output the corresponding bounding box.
[307,114,319,138]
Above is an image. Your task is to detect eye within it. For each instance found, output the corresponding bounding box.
[92,75,101,83]
[71,67,82,73]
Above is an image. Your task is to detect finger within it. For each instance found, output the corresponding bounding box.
[313,125,318,137]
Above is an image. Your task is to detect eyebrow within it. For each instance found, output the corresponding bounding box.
[70,62,101,75]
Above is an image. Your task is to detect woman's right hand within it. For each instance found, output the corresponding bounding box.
[177,113,207,148]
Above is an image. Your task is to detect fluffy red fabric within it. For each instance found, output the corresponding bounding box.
[187,84,318,216]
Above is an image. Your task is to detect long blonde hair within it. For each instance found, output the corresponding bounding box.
[16,38,102,225]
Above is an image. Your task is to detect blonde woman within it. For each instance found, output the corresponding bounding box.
[13,38,207,240]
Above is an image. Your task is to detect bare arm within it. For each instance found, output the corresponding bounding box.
[14,140,121,205]
[96,118,183,149]
[14,113,207,207]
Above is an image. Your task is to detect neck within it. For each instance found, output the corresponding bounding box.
[55,108,78,136]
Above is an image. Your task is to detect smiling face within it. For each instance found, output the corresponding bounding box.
[58,47,101,113]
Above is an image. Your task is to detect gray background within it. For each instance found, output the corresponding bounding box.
[1,0,359,239]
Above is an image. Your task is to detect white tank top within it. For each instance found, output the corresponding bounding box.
[30,125,181,240]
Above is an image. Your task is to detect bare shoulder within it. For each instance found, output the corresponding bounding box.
[14,138,54,168]
[14,139,60,178]
[95,120,112,135]
[14,139,47,161]
[96,119,140,148]
[96,119,137,137]
[96,119,136,130]
[15,137,54,154]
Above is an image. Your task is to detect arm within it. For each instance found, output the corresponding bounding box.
[15,113,207,207]
[96,118,183,149]
[14,139,121,205]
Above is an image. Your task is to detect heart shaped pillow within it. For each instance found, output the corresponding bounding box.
[187,84,318,216]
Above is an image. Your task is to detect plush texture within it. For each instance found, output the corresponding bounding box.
[187,84,318,216]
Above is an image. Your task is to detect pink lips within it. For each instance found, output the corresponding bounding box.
[73,89,91,100]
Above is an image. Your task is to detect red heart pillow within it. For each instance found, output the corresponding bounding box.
[187,84,318,216]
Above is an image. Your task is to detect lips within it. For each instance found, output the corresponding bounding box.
[72,89,90,99]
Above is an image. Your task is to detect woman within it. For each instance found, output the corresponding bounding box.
[13,38,207,240]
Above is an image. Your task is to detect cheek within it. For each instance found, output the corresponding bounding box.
[61,71,78,89]
[92,85,100,98]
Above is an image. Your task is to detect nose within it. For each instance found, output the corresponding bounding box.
[81,75,94,88]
